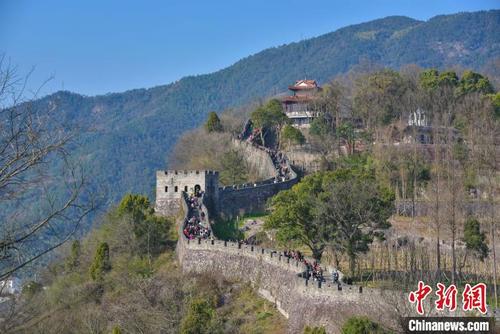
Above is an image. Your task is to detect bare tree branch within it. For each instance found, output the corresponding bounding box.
[0,55,99,279]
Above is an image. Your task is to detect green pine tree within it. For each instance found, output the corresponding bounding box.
[463,218,489,261]
[205,112,223,133]
[89,242,111,281]
[65,240,81,271]
[219,149,248,185]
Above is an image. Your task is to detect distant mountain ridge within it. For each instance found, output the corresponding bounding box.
[26,10,500,213]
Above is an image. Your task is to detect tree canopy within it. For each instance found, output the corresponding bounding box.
[419,69,494,96]
[205,112,223,133]
[117,194,170,257]
[463,218,489,261]
[219,149,248,185]
[354,69,410,127]
[419,69,459,90]
[281,125,305,148]
[266,161,394,267]
[317,169,393,274]
[250,99,288,145]
[266,172,330,260]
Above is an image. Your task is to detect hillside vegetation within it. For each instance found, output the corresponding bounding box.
[25,10,500,205]
[1,195,286,334]
[2,10,500,276]
[173,62,500,290]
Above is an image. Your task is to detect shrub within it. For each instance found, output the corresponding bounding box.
[111,326,122,334]
[304,325,327,334]
[22,281,43,298]
[181,297,218,334]
[341,316,391,334]
[463,218,489,261]
[281,124,305,147]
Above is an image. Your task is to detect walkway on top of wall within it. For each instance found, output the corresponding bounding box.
[178,119,347,286]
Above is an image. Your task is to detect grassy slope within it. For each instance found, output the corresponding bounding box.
[10,206,286,334]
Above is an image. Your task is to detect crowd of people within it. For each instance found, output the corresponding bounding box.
[283,249,304,262]
[246,127,261,144]
[283,250,326,282]
[304,260,324,282]
[269,150,290,181]
[180,121,346,288]
[183,193,211,240]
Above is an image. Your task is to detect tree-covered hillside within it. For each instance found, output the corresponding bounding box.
[2,195,286,333]
[20,10,500,220]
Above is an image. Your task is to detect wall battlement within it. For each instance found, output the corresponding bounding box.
[177,193,397,333]
[161,170,219,175]
[181,238,375,297]
[155,168,220,216]
[170,132,405,333]
[155,133,298,218]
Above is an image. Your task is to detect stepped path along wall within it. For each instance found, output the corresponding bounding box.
[158,122,401,333]
[177,191,399,333]
[155,122,299,218]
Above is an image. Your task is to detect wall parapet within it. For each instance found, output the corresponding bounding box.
[217,138,299,217]
[161,169,219,175]
[180,237,370,296]
[174,124,399,333]
[176,222,396,333]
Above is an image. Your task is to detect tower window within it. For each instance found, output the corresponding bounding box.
[184,186,188,192]
[165,186,168,192]
[174,186,178,192]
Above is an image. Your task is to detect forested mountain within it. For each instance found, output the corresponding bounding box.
[22,10,500,218]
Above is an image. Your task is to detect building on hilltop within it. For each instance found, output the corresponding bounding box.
[403,108,432,144]
[280,79,321,128]
[408,107,428,127]
[402,108,460,145]
[155,170,219,217]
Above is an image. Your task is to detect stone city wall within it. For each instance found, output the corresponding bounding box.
[155,170,219,216]
[233,139,277,180]
[218,178,298,218]
[218,139,299,218]
[285,147,322,174]
[177,195,398,334]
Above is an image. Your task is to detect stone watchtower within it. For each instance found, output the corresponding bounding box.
[155,170,219,216]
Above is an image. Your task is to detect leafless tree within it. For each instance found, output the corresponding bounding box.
[466,93,500,309]
[0,55,97,280]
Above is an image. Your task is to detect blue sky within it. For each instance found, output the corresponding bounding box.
[0,0,498,97]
